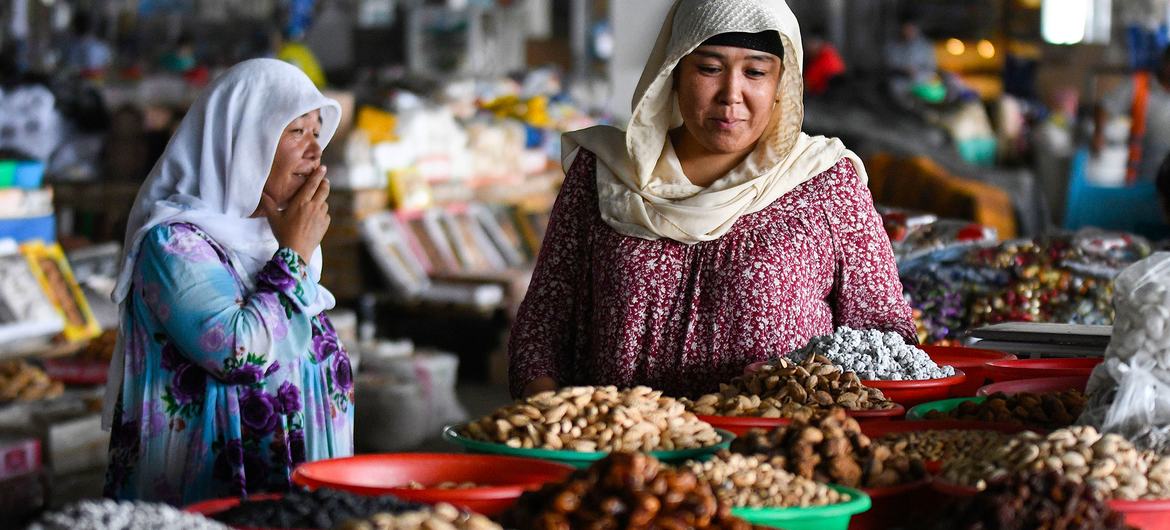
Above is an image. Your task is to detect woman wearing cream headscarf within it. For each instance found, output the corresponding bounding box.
[508,0,915,398]
[102,59,352,504]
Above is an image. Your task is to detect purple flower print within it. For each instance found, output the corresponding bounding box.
[160,342,185,372]
[199,325,227,353]
[141,400,167,437]
[257,263,296,292]
[240,388,280,435]
[171,364,206,405]
[312,332,340,363]
[332,355,353,393]
[225,363,264,385]
[277,381,301,414]
[289,429,306,465]
[163,228,218,262]
[265,360,282,377]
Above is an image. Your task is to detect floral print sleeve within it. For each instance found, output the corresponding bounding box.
[105,223,353,505]
[824,160,918,342]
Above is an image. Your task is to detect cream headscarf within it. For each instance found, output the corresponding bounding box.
[102,59,342,428]
[563,0,868,244]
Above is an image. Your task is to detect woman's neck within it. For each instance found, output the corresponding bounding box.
[669,127,755,187]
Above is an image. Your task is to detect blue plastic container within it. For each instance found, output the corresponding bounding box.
[0,214,55,243]
[1063,148,1170,240]
[12,161,45,188]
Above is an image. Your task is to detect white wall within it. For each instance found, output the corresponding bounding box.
[607,0,673,123]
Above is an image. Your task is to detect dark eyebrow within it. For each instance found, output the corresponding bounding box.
[691,49,778,64]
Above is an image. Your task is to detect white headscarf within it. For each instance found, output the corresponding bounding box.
[563,0,868,244]
[102,58,342,428]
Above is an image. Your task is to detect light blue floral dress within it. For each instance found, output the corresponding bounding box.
[104,222,353,505]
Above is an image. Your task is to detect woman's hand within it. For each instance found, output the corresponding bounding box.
[522,376,558,398]
[260,165,330,262]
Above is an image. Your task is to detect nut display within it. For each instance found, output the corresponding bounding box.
[683,355,896,418]
[923,390,1087,429]
[336,503,502,530]
[941,426,1170,500]
[463,386,722,452]
[685,451,847,508]
[28,500,229,530]
[500,452,762,530]
[211,487,426,529]
[936,470,1136,530]
[78,329,118,362]
[789,326,955,380]
[0,359,64,402]
[730,408,926,488]
[875,429,1011,463]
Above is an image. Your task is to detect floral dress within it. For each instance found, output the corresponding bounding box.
[104,222,353,505]
[508,150,916,399]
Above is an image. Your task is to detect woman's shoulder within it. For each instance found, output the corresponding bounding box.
[777,157,866,207]
[140,222,229,263]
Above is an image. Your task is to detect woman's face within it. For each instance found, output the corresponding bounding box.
[262,109,323,210]
[674,45,782,158]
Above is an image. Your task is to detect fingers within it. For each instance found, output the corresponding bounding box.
[293,165,327,205]
[311,167,330,203]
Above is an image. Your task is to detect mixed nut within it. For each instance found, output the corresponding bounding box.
[500,452,761,530]
[875,429,1011,463]
[685,452,847,508]
[336,503,501,530]
[403,481,479,490]
[937,470,1136,530]
[0,359,64,402]
[463,386,722,452]
[923,390,1087,429]
[730,408,926,488]
[942,426,1170,500]
[683,355,895,418]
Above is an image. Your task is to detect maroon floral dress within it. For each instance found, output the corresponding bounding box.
[508,150,915,398]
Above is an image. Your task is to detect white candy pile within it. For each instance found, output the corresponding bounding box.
[1108,273,1170,368]
[29,500,230,530]
[788,327,955,381]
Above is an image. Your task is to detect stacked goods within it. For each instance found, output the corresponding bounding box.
[336,503,501,530]
[924,390,1087,429]
[211,488,425,529]
[788,327,955,381]
[684,452,847,508]
[78,329,118,362]
[730,408,925,488]
[683,355,896,418]
[0,359,63,401]
[936,470,1136,530]
[462,386,721,451]
[28,500,229,530]
[875,430,1011,463]
[942,426,1170,500]
[500,452,762,529]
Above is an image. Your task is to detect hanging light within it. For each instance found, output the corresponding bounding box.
[1041,0,1089,44]
[946,38,966,56]
[977,39,996,58]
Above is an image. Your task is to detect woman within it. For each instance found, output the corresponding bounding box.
[102,59,353,504]
[509,0,915,399]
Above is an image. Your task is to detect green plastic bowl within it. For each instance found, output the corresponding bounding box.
[441,424,734,468]
[906,396,988,421]
[732,486,871,530]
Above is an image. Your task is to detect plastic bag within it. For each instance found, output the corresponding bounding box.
[1080,252,1170,453]
[354,350,467,452]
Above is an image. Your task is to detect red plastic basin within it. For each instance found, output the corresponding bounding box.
[696,415,790,436]
[983,358,1103,383]
[849,479,931,530]
[184,494,296,530]
[862,371,967,408]
[930,480,1170,530]
[976,375,1090,397]
[290,453,573,516]
[920,346,1016,397]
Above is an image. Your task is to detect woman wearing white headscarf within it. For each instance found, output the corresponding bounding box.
[102,59,352,504]
[509,0,915,398]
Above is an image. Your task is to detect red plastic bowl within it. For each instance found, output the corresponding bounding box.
[696,415,790,436]
[184,494,295,530]
[1110,498,1170,530]
[849,479,931,530]
[976,375,1090,397]
[846,404,906,421]
[42,358,108,385]
[862,371,967,408]
[920,346,1016,397]
[983,358,1103,383]
[290,453,573,516]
